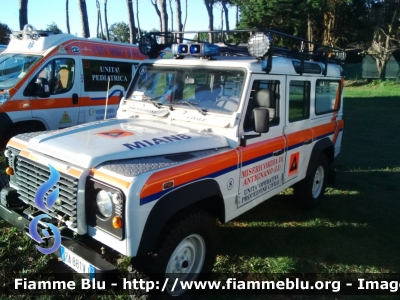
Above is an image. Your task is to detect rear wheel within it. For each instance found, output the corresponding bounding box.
[294,154,329,208]
[128,207,218,298]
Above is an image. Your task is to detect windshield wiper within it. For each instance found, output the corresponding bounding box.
[141,95,163,109]
[180,101,207,115]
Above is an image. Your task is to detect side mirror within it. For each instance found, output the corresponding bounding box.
[240,107,270,147]
[35,77,50,98]
[253,107,270,133]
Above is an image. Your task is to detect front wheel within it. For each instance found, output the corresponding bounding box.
[294,154,329,208]
[128,208,218,298]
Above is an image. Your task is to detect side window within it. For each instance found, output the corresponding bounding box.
[315,80,340,115]
[244,79,280,132]
[83,59,133,92]
[53,58,75,94]
[288,80,310,122]
[24,58,75,96]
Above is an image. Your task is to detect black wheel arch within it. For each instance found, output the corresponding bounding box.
[136,179,225,256]
[306,138,334,175]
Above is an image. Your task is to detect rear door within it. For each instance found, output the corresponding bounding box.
[283,76,313,184]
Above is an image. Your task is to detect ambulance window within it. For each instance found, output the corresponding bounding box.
[53,58,75,94]
[315,80,340,115]
[83,59,133,92]
[288,80,310,123]
[23,58,75,96]
[244,80,280,132]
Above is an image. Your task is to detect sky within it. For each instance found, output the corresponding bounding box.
[1,0,236,39]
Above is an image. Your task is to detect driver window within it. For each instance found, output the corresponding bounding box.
[33,58,75,95]
[244,79,280,132]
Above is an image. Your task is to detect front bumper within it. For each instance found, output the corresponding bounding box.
[0,189,118,280]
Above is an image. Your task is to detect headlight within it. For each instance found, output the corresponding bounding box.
[0,91,10,105]
[96,190,113,218]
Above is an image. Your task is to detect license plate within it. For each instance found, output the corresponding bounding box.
[60,246,95,279]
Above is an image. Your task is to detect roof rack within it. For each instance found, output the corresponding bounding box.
[10,24,56,41]
[138,29,346,76]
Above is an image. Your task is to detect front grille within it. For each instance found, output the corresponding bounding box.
[16,157,78,229]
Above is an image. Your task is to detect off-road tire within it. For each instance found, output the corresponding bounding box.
[293,154,329,208]
[127,207,218,299]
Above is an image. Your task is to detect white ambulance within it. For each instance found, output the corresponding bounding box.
[1,29,345,297]
[0,24,149,147]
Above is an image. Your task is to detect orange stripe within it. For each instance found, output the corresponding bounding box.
[240,137,285,163]
[67,167,83,178]
[285,129,313,148]
[3,96,121,112]
[19,149,31,158]
[90,169,131,189]
[140,150,239,199]
[313,122,336,139]
[7,139,27,150]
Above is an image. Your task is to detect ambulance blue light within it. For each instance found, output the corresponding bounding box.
[172,43,189,56]
[171,43,220,58]
[190,43,220,57]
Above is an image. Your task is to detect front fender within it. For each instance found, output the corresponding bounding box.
[136,179,223,256]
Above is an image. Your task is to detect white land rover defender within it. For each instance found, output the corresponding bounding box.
[0,29,345,297]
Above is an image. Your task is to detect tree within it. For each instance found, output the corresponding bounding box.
[367,0,400,80]
[96,0,105,39]
[45,22,63,34]
[136,0,142,39]
[203,0,214,43]
[104,0,110,40]
[66,0,71,33]
[151,0,168,43]
[108,22,130,43]
[77,0,90,38]
[0,22,12,44]
[127,0,137,44]
[221,0,230,31]
[175,0,184,42]
[19,0,28,30]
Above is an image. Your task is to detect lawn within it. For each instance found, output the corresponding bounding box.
[0,80,399,298]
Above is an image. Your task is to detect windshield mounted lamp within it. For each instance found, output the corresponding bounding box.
[248,32,273,59]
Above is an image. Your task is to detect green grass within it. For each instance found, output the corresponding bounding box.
[1,80,400,298]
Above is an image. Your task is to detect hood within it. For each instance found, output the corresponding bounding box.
[26,119,229,168]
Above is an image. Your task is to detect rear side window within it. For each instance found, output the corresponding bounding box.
[288,80,310,122]
[83,59,137,92]
[315,80,341,115]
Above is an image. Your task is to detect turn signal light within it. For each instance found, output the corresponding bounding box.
[6,167,14,175]
[112,216,123,229]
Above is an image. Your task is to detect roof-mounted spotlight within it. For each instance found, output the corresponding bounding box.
[139,35,158,58]
[248,32,273,59]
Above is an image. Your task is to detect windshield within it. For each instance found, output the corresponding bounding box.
[0,53,41,90]
[128,64,246,114]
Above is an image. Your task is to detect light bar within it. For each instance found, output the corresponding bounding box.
[172,43,220,58]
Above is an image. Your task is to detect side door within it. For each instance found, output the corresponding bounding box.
[283,77,313,184]
[236,75,286,211]
[30,57,80,130]
[80,59,138,123]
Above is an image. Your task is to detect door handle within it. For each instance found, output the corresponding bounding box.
[303,139,313,145]
[273,149,284,156]
[72,93,78,105]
